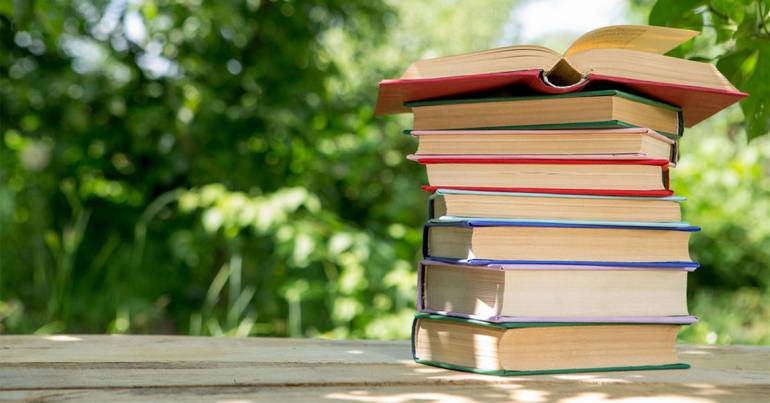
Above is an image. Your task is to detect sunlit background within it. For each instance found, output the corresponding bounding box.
[1,0,769,344]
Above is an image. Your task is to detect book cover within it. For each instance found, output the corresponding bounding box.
[422,219,700,267]
[422,185,675,197]
[411,313,692,376]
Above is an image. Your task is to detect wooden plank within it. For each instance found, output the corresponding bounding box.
[1,336,769,402]
[3,383,770,403]
[0,335,409,364]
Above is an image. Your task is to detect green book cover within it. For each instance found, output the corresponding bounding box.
[411,313,690,376]
[405,89,680,111]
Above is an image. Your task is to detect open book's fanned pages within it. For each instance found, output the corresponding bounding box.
[377,26,746,125]
[410,314,691,376]
[377,70,745,127]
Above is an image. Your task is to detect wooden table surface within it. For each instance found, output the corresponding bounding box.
[1,336,769,402]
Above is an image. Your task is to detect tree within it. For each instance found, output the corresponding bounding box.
[1,0,417,336]
[0,0,519,337]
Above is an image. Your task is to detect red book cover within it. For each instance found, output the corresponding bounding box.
[375,70,746,127]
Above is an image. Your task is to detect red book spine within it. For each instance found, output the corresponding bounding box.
[421,186,674,197]
[411,157,671,166]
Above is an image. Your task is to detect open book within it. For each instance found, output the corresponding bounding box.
[376,25,746,126]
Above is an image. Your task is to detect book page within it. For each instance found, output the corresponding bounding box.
[564,25,698,57]
[400,45,560,79]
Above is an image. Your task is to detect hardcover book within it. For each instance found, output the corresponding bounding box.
[407,90,683,137]
[376,25,746,126]
[429,189,685,223]
[412,128,677,162]
[412,157,673,197]
[412,313,691,375]
[417,259,697,322]
[423,219,700,265]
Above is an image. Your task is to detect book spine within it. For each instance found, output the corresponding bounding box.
[414,358,691,376]
[416,262,426,311]
[412,157,670,165]
[427,195,436,220]
[416,309,699,324]
[410,316,419,360]
[421,186,674,197]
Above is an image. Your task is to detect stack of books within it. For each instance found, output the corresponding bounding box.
[376,25,745,375]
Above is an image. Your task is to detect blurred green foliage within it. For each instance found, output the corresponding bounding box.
[0,0,514,338]
[673,111,770,345]
[0,0,768,344]
[0,0,418,337]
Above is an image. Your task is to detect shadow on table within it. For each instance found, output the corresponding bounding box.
[321,344,749,403]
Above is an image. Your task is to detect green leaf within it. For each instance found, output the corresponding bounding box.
[649,0,706,30]
[716,48,757,88]
[711,0,745,24]
[740,45,770,139]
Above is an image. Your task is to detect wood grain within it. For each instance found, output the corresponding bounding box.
[1,336,769,402]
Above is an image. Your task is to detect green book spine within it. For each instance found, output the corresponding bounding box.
[414,358,690,376]
[403,121,681,139]
[404,89,680,111]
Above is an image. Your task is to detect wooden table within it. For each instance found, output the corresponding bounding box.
[1,336,768,402]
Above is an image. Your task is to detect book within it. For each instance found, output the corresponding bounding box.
[417,259,697,321]
[413,157,672,197]
[376,25,747,126]
[412,313,691,375]
[412,128,676,162]
[407,90,682,136]
[424,220,700,264]
[429,189,684,223]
